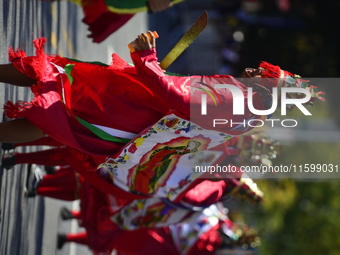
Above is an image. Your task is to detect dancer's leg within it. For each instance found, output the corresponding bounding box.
[0,119,44,143]
[36,168,79,201]
[2,136,62,152]
[12,148,68,166]
[37,187,78,201]
[14,136,62,147]
[0,64,35,86]
[58,231,90,249]
[38,167,76,188]
[70,210,81,220]
[60,207,81,220]
[65,232,90,246]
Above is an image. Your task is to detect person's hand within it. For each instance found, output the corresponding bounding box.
[130,31,156,51]
[147,0,173,13]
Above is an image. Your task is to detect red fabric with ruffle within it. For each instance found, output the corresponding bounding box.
[80,0,108,25]
[259,61,294,87]
[83,11,134,43]
[41,0,134,43]
[79,0,134,43]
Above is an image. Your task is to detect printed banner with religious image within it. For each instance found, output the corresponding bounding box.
[97,110,235,200]
[110,197,197,230]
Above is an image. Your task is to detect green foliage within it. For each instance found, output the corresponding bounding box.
[255,90,340,254]
[256,179,340,255]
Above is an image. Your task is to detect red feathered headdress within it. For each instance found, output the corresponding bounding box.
[258,61,325,106]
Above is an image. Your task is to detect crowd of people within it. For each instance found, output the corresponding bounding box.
[1,0,325,254]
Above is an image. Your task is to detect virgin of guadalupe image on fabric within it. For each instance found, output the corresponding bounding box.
[127,136,210,195]
[129,200,176,228]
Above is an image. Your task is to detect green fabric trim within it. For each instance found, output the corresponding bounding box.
[165,71,186,77]
[105,0,184,14]
[62,60,131,144]
[105,0,147,13]
[64,64,74,85]
[197,87,218,106]
[76,117,131,143]
[65,57,109,67]
[65,58,185,77]
[107,5,147,14]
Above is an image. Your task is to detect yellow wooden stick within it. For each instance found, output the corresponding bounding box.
[160,11,208,70]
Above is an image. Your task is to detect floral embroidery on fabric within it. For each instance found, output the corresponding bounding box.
[98,111,237,199]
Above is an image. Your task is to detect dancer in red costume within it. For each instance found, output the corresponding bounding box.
[53,177,261,254]
[2,148,69,170]
[0,138,263,255]
[67,135,265,254]
[1,143,105,200]
[0,31,322,253]
[33,165,84,200]
[0,31,276,158]
[1,137,64,170]
[1,135,264,254]
[0,30,323,162]
[113,204,259,255]
[58,203,259,255]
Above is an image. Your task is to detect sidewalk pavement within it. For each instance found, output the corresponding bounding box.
[0,1,146,254]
